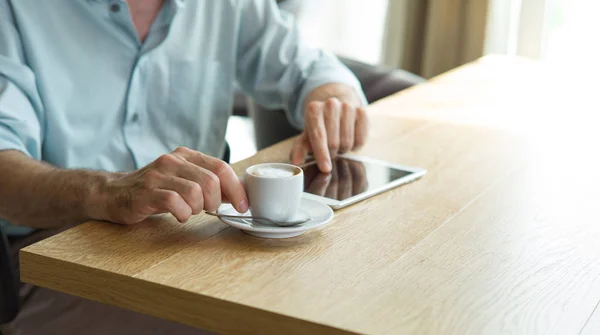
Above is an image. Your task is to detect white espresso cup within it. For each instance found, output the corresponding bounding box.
[244,163,303,223]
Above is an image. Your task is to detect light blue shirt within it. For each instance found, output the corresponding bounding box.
[0,0,365,235]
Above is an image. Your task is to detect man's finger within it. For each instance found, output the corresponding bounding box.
[158,155,222,213]
[306,102,332,172]
[173,147,248,213]
[221,176,246,204]
[354,107,369,150]
[196,168,222,213]
[339,103,356,153]
[210,162,248,213]
[152,189,192,223]
[323,98,341,155]
[155,175,204,215]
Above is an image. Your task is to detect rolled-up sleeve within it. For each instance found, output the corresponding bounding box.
[0,0,44,159]
[235,0,366,129]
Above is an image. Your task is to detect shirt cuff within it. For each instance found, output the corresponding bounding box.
[0,76,42,158]
[0,219,34,237]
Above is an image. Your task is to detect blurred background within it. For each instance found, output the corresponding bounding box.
[227,0,596,162]
[292,0,599,77]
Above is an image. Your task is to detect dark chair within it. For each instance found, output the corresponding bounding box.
[0,225,19,325]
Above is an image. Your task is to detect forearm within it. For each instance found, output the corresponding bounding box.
[0,150,114,229]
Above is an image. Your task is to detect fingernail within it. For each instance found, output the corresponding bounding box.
[323,161,332,172]
[239,199,248,212]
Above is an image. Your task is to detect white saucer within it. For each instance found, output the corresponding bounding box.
[216,197,334,239]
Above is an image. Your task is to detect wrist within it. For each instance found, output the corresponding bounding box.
[84,171,120,222]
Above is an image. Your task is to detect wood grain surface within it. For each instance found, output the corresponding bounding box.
[20,57,600,334]
[582,304,600,335]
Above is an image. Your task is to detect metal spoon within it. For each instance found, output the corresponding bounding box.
[205,211,311,227]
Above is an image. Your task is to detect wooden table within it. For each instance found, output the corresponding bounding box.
[21,56,600,334]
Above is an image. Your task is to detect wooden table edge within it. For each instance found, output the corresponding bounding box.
[19,248,359,335]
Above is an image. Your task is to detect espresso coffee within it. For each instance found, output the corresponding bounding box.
[251,166,298,178]
[245,163,304,223]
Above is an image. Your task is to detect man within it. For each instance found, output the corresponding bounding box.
[0,0,367,333]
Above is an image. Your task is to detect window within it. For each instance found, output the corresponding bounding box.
[486,0,600,74]
[293,0,389,64]
[544,0,600,73]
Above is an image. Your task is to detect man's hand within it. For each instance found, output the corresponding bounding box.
[0,148,247,229]
[100,147,248,224]
[291,83,368,173]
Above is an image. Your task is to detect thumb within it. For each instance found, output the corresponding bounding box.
[221,175,247,203]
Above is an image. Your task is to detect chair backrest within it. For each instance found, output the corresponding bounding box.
[0,225,19,324]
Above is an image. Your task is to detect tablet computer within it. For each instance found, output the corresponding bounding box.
[300,155,426,210]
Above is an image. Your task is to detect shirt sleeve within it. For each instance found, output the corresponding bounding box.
[234,0,367,130]
[0,0,44,159]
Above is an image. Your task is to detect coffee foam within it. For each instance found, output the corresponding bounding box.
[252,167,296,178]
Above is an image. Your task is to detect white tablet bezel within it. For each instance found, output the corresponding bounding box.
[300,155,427,210]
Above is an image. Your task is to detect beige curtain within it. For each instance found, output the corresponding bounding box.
[382,0,490,78]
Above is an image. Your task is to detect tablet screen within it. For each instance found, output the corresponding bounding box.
[302,157,414,201]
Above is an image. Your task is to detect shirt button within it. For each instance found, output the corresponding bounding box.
[110,3,121,13]
[131,114,139,123]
